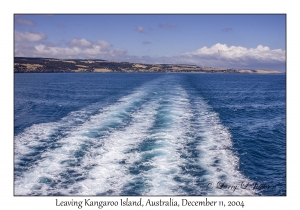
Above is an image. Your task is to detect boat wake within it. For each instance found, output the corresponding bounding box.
[14,75,256,195]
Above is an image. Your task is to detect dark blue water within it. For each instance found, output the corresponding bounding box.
[14,73,286,196]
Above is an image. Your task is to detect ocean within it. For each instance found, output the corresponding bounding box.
[14,73,286,196]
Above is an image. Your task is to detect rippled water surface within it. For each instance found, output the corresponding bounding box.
[14,73,286,196]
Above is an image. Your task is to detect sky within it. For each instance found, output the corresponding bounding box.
[14,14,286,72]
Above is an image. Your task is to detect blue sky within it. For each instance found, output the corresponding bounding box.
[14,14,286,71]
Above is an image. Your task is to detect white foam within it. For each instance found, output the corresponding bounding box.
[15,75,257,196]
[137,85,199,195]
[14,107,96,161]
[14,81,159,195]
[71,102,158,195]
[193,99,257,195]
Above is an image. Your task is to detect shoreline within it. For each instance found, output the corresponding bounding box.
[14,57,283,74]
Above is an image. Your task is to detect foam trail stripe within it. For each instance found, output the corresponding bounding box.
[14,77,163,162]
[192,98,257,195]
[14,88,153,195]
[137,84,200,195]
[14,109,93,161]
[73,99,159,195]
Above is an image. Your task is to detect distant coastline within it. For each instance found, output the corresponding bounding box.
[14,57,282,74]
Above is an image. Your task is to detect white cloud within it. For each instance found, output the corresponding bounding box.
[111,48,127,57]
[136,26,145,33]
[15,38,126,59]
[171,43,286,70]
[15,18,34,26]
[185,43,285,63]
[96,40,112,50]
[33,44,81,57]
[15,31,47,42]
[68,38,92,48]
[120,43,285,71]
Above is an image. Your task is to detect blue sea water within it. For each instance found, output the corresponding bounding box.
[14,73,286,196]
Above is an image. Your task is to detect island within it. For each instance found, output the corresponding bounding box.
[14,57,282,74]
